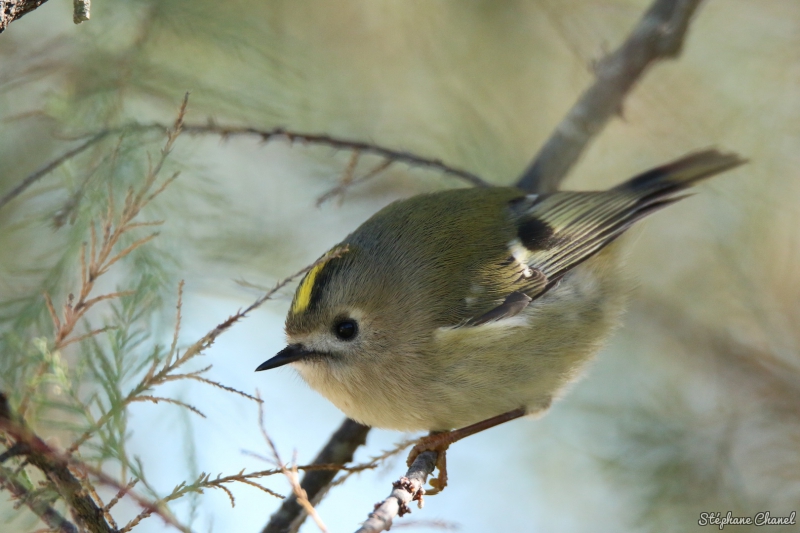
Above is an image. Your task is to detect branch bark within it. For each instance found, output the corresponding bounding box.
[1,0,50,33]
[0,392,188,533]
[354,451,436,533]
[262,418,370,533]
[0,392,116,533]
[0,0,88,33]
[0,464,78,533]
[515,0,703,193]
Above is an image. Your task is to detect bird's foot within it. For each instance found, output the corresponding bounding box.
[405,408,529,494]
[406,431,452,494]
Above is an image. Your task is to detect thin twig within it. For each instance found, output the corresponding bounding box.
[180,374,261,403]
[180,123,488,188]
[197,470,284,501]
[316,159,394,207]
[58,325,117,349]
[0,122,489,213]
[262,418,370,533]
[0,131,111,211]
[102,478,138,514]
[354,451,438,533]
[168,280,184,365]
[258,394,327,533]
[130,396,206,418]
[516,0,704,193]
[329,437,416,488]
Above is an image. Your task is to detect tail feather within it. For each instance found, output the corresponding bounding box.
[616,149,747,195]
[512,149,746,287]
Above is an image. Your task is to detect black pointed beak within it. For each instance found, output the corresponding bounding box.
[256,344,313,371]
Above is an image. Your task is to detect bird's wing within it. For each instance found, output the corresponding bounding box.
[465,291,533,326]
[457,149,745,327]
[506,190,653,283]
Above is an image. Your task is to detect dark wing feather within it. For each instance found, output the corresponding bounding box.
[511,150,745,287]
[509,190,673,284]
[466,291,532,326]
[459,150,744,327]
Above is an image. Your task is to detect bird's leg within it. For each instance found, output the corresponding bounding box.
[406,407,527,493]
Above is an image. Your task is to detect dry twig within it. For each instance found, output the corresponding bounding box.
[316,159,394,207]
[257,394,327,533]
[48,95,187,350]
[354,451,437,533]
[0,122,489,213]
[0,131,111,211]
[1,94,201,533]
[262,418,370,533]
[18,95,188,421]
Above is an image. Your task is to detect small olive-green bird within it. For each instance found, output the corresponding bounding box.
[257,150,743,439]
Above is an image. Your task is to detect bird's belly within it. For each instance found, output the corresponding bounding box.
[295,250,627,431]
[423,254,626,429]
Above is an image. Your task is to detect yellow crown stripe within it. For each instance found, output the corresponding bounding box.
[291,260,327,315]
[290,245,350,316]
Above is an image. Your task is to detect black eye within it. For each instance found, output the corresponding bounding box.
[334,319,358,341]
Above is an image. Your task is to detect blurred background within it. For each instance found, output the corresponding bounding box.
[1,0,799,532]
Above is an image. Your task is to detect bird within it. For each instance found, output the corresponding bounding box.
[256,149,745,489]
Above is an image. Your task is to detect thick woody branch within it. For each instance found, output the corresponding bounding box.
[1,389,191,532]
[354,451,437,533]
[0,0,50,33]
[0,466,78,533]
[516,0,703,193]
[0,0,88,32]
[262,418,370,533]
[0,392,115,533]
